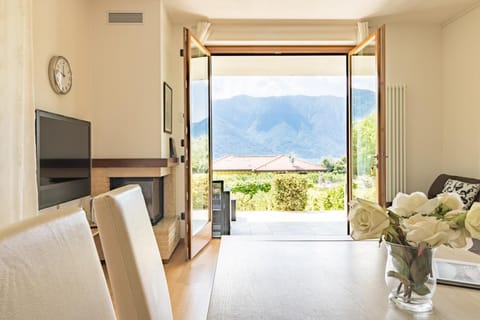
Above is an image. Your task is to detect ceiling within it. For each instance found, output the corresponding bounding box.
[164,0,480,24]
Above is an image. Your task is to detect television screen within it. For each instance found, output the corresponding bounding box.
[36,110,91,209]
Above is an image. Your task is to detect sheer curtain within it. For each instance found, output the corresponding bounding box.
[0,0,38,226]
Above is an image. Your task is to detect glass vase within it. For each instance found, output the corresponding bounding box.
[384,242,437,312]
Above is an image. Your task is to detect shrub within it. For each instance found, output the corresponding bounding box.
[304,173,319,188]
[272,174,308,211]
[323,185,345,210]
[231,182,271,199]
[192,174,208,210]
[234,191,272,211]
[306,186,345,211]
[306,188,326,211]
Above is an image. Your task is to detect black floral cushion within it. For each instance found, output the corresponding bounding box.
[442,178,480,209]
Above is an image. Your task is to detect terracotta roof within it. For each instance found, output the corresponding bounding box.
[213,155,326,172]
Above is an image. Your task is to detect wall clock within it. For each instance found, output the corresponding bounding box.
[48,56,72,95]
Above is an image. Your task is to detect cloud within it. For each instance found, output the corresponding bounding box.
[213,76,355,100]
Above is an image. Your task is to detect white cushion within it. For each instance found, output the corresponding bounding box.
[93,185,173,320]
[442,178,480,209]
[0,208,115,320]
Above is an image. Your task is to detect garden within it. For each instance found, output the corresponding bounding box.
[210,157,348,212]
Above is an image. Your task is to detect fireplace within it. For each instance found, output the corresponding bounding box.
[110,177,164,225]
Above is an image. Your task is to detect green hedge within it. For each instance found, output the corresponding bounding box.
[235,192,272,211]
[323,185,345,210]
[306,186,345,211]
[192,173,208,210]
[272,175,308,211]
[231,182,271,198]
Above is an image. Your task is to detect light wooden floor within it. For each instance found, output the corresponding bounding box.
[164,239,221,320]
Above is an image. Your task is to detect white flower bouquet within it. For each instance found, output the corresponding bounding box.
[349,192,480,247]
[348,192,480,310]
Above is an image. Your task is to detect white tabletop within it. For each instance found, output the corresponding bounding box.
[207,237,480,320]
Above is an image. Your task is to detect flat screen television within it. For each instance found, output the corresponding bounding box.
[35,110,91,209]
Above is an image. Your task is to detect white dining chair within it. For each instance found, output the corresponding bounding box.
[0,207,116,320]
[93,184,173,320]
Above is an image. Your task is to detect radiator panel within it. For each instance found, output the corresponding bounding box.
[386,84,407,202]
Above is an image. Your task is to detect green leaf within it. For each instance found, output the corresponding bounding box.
[387,270,411,289]
[391,252,410,277]
[410,254,430,284]
[391,245,413,266]
[412,283,431,296]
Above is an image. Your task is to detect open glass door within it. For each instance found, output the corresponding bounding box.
[347,26,386,215]
[183,28,212,259]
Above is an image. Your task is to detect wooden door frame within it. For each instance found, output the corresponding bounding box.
[204,36,386,235]
[206,45,353,55]
[205,45,355,236]
[183,28,213,260]
[346,25,387,224]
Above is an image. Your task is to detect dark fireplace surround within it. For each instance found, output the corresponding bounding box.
[110,177,164,225]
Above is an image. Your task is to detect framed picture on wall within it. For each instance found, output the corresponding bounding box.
[163,82,173,133]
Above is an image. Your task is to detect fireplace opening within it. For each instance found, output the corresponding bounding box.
[110,177,164,225]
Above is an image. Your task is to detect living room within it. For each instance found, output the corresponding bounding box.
[2,0,480,319]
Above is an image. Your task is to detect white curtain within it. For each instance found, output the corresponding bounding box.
[357,21,369,43]
[0,0,38,226]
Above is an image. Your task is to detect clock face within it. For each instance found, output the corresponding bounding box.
[48,56,72,95]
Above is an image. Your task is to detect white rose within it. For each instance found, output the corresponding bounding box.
[403,214,451,247]
[442,210,468,248]
[389,192,428,217]
[414,193,463,215]
[447,228,468,248]
[437,192,464,211]
[466,202,480,239]
[444,209,467,227]
[349,198,389,240]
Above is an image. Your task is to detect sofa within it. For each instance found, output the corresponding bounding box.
[428,173,480,202]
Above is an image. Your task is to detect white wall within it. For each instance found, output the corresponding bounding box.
[32,0,185,219]
[162,6,186,224]
[380,23,443,193]
[168,24,187,234]
[90,0,185,219]
[33,0,92,121]
[441,7,480,177]
[32,0,93,216]
[90,0,164,158]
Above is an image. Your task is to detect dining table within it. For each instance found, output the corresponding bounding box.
[207,236,480,320]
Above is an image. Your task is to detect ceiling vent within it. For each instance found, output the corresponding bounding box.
[108,12,143,24]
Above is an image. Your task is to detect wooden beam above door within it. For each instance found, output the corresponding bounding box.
[207,45,353,55]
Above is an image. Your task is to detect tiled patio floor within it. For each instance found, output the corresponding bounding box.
[230,210,348,236]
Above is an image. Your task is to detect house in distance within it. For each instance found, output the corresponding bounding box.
[213,155,326,174]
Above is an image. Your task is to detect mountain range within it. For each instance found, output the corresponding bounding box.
[192,89,375,162]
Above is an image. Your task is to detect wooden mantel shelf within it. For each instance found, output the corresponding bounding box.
[92,158,178,168]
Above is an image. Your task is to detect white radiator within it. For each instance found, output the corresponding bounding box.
[386,84,407,202]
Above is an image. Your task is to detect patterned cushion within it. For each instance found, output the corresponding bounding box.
[442,179,480,209]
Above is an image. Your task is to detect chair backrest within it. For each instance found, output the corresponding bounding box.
[93,184,173,320]
[0,208,116,320]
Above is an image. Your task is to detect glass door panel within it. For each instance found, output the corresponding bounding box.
[348,26,386,207]
[184,28,212,259]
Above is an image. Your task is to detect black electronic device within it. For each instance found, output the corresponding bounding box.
[35,110,91,209]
